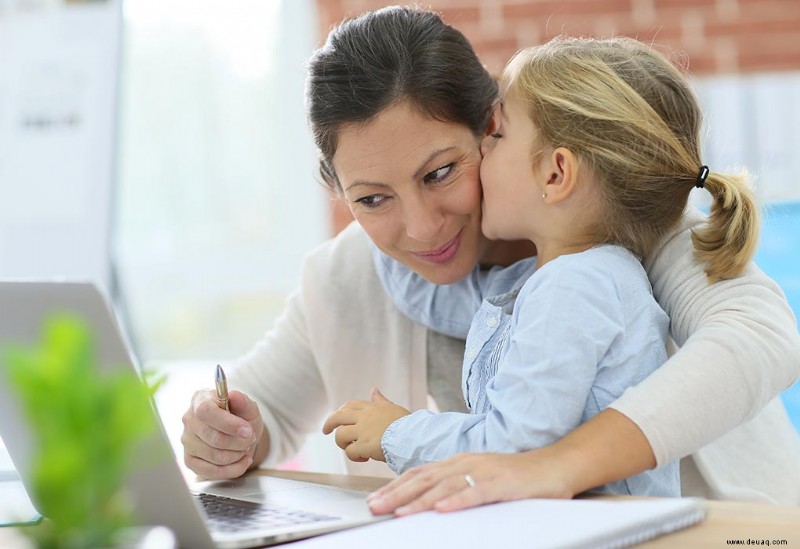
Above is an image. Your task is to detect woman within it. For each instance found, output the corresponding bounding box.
[180,7,800,505]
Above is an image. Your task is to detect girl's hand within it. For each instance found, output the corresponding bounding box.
[366,449,575,516]
[322,388,410,462]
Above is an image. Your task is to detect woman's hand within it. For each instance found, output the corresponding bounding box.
[366,409,657,516]
[367,449,576,516]
[322,388,410,463]
[181,389,265,479]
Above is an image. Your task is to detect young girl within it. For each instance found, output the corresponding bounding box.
[322,36,759,496]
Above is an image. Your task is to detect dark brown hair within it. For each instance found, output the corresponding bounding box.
[306,6,498,191]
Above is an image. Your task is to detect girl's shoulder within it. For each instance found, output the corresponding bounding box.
[519,245,650,304]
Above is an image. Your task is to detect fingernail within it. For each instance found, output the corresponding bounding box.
[395,505,409,515]
[238,426,252,438]
[366,493,380,503]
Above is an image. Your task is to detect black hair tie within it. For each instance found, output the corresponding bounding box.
[695,165,709,189]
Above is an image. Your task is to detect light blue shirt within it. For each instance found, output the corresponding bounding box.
[373,245,679,496]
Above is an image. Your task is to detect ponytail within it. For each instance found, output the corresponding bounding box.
[691,171,760,282]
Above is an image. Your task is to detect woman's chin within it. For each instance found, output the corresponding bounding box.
[413,259,474,285]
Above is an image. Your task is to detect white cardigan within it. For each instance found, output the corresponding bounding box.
[229,211,800,503]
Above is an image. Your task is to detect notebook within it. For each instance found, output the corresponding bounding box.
[0,281,388,548]
[289,497,708,548]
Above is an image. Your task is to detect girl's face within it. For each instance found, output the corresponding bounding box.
[479,86,547,242]
[332,101,485,285]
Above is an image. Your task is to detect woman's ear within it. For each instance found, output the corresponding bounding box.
[484,102,502,137]
[542,147,578,204]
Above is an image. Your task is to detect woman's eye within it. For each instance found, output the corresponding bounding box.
[355,194,387,209]
[424,163,455,184]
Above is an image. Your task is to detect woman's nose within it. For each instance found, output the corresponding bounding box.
[403,196,444,242]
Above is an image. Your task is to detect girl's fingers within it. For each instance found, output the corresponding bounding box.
[333,425,359,450]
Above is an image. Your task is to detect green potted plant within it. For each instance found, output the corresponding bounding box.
[2,314,164,548]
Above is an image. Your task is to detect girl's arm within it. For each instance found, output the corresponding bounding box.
[380,253,644,474]
[372,245,535,339]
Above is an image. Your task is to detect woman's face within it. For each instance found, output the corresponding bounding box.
[332,101,485,285]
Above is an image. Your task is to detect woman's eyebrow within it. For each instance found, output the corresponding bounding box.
[344,179,390,193]
[412,146,458,180]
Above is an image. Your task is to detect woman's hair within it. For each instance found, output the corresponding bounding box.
[306,6,498,191]
[506,36,759,282]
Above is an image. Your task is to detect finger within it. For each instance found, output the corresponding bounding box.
[344,440,371,463]
[335,399,369,411]
[334,425,359,451]
[322,409,362,435]
[344,440,374,462]
[434,485,490,512]
[368,465,443,514]
[192,390,254,440]
[184,451,254,481]
[228,390,260,422]
[395,474,474,516]
[181,430,249,466]
[370,387,389,402]
[184,405,254,452]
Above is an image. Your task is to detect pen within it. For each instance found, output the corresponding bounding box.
[215,364,230,412]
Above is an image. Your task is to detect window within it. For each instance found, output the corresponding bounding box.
[116,0,327,361]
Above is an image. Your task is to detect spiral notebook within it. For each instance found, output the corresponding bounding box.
[289,497,707,549]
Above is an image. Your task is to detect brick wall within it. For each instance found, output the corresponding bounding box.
[314,0,800,233]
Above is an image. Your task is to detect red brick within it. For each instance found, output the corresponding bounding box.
[654,0,715,7]
[738,52,800,73]
[504,0,632,20]
[632,26,685,47]
[707,18,800,37]
[313,0,800,79]
[438,6,482,25]
[470,37,520,53]
[731,0,800,22]
[680,54,717,75]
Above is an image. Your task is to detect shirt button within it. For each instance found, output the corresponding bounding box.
[466,347,477,359]
[486,316,498,328]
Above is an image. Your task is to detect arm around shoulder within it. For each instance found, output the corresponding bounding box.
[616,210,800,465]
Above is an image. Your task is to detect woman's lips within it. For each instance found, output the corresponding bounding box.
[411,230,463,264]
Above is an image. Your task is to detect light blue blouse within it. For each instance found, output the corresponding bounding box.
[373,244,679,496]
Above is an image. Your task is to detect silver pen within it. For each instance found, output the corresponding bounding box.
[215,364,230,412]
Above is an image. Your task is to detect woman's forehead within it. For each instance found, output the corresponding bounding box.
[332,101,477,186]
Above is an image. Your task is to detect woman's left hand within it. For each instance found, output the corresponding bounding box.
[366,449,575,516]
[322,388,410,462]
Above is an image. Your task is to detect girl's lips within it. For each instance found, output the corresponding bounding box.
[411,230,463,264]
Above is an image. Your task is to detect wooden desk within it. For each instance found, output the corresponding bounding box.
[255,468,800,546]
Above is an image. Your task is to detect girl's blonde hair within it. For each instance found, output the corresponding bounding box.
[505,36,759,282]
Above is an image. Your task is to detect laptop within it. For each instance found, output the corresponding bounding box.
[0,281,389,548]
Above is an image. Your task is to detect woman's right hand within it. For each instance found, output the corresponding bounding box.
[181,389,265,479]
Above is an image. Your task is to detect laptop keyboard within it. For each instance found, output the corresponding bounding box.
[195,492,341,533]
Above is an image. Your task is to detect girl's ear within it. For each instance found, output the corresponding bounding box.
[542,147,578,204]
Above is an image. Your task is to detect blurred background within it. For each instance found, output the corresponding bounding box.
[0,0,798,472]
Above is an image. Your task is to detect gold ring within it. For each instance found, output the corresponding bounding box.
[464,473,476,488]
